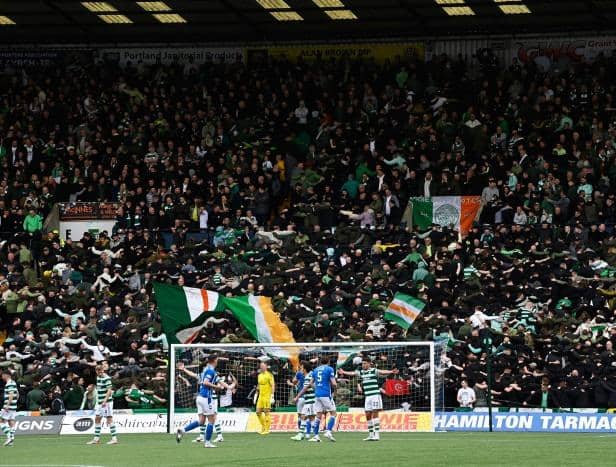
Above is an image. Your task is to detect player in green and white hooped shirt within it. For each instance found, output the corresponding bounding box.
[339,357,399,441]
[177,362,225,443]
[291,362,316,441]
[87,364,118,445]
[1,370,18,446]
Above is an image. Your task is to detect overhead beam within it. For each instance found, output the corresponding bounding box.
[218,0,266,39]
[44,0,90,35]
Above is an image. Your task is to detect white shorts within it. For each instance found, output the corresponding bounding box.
[314,397,336,413]
[196,396,218,416]
[94,403,113,418]
[301,403,315,417]
[296,397,305,414]
[0,409,16,421]
[364,395,383,412]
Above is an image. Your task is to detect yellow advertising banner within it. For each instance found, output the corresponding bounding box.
[247,42,425,63]
[247,411,433,432]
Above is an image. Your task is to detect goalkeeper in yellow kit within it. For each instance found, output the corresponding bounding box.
[255,361,275,435]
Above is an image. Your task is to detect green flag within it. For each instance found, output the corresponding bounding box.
[384,293,426,330]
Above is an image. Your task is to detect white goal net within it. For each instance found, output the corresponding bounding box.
[169,342,445,434]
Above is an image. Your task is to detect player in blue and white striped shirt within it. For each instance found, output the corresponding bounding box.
[176,362,225,443]
[176,355,227,448]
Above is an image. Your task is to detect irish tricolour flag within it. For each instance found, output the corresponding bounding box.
[154,283,224,344]
[154,283,299,366]
[221,295,299,368]
[222,295,296,345]
[384,293,426,330]
[411,196,481,233]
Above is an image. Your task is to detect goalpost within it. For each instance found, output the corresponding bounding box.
[168,341,445,434]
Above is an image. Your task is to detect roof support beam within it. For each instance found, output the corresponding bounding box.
[46,0,90,36]
[218,0,265,39]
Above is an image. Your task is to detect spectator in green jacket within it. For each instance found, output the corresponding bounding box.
[412,262,430,283]
[26,381,46,410]
[19,244,33,264]
[2,285,19,315]
[341,174,359,199]
[22,262,37,288]
[23,209,42,233]
[63,376,85,410]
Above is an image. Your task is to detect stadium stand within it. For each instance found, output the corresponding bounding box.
[2,48,616,414]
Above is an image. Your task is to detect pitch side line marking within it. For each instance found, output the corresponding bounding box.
[2,465,105,467]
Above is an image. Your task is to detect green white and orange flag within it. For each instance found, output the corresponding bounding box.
[153,283,224,344]
[222,295,299,369]
[411,196,481,233]
[154,283,299,367]
[384,293,426,330]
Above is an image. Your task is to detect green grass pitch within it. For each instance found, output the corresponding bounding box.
[1,432,614,466]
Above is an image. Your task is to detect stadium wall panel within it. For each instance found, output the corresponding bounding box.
[32,411,616,434]
[12,416,63,435]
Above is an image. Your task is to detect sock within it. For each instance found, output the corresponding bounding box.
[184,420,200,433]
[299,418,305,433]
[264,413,271,432]
[368,419,374,435]
[257,413,265,431]
[374,417,380,435]
[327,415,336,432]
[110,424,117,439]
[215,422,222,435]
[94,424,101,439]
[313,419,320,435]
[1,424,9,436]
[297,416,302,431]
[305,420,311,436]
[200,425,205,438]
[9,427,15,440]
[205,423,213,442]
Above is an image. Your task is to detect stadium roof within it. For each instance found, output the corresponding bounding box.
[0,0,613,44]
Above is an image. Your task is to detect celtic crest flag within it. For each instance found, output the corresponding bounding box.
[411,196,481,233]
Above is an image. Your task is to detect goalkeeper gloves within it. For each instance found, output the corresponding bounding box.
[270,395,275,405]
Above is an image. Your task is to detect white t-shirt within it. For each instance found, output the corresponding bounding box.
[295,106,309,124]
[457,387,476,407]
[423,179,432,198]
[470,311,487,329]
[219,388,233,408]
[199,210,209,229]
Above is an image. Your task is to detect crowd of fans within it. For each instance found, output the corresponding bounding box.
[2,46,616,413]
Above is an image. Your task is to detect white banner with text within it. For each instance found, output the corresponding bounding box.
[60,412,249,435]
[98,47,244,65]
